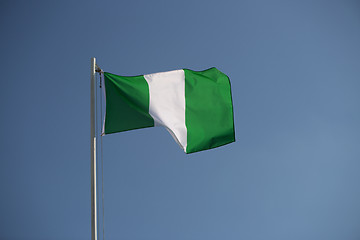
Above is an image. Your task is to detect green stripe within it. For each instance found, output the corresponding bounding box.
[184,68,235,153]
[104,72,154,134]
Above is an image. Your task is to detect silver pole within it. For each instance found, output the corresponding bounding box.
[90,57,98,240]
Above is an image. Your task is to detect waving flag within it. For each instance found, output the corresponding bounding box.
[103,67,235,153]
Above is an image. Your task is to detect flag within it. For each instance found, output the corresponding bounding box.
[103,67,235,154]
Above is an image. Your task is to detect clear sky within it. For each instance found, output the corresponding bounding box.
[1,1,360,239]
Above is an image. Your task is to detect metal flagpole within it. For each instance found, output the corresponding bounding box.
[90,57,98,240]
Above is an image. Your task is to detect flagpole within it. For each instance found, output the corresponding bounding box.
[90,57,98,240]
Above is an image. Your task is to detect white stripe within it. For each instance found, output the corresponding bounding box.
[144,69,187,152]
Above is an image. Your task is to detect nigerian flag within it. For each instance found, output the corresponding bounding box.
[103,67,235,154]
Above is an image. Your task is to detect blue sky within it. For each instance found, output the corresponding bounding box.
[1,1,360,239]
